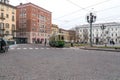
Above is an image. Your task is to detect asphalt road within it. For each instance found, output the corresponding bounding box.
[0,44,120,80]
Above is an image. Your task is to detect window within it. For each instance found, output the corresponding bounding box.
[12,24,15,30]
[41,25,45,28]
[12,16,14,21]
[116,39,117,42]
[116,33,117,36]
[1,5,4,10]
[6,14,9,18]
[111,28,113,31]
[96,29,98,31]
[32,28,35,31]
[96,34,98,37]
[12,9,15,14]
[6,23,9,28]
[1,13,4,18]
[5,31,9,35]
[111,33,113,36]
[40,15,46,21]
[0,23,4,29]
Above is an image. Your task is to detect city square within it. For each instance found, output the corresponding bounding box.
[0,0,120,80]
[0,44,120,80]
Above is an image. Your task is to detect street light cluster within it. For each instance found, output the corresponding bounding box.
[86,12,97,47]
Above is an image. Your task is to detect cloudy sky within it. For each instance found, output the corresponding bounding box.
[10,0,120,29]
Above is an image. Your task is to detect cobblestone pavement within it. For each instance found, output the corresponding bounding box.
[0,44,120,80]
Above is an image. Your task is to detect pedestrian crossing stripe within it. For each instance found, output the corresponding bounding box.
[23,48,26,49]
[17,48,21,49]
[29,48,33,49]
[35,48,39,49]
[10,48,15,50]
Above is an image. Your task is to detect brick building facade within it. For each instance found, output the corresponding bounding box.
[16,3,52,43]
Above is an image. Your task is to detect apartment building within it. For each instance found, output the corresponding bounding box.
[16,3,52,43]
[0,0,16,40]
[59,28,70,42]
[51,24,59,35]
[68,30,76,42]
[76,22,120,44]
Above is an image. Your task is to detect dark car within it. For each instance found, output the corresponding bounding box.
[0,38,9,53]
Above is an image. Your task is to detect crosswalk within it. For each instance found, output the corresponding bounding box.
[9,47,80,50]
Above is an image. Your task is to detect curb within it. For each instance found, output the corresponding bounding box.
[79,47,120,52]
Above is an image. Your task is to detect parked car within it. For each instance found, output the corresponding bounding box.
[0,38,9,53]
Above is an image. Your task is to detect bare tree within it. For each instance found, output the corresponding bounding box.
[74,27,80,43]
[83,28,89,43]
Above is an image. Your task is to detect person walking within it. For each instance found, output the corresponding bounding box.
[44,39,47,46]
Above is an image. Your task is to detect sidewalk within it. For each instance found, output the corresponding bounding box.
[78,44,120,52]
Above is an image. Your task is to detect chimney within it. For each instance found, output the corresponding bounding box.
[20,3,23,5]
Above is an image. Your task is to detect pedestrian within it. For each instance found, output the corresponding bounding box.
[112,40,115,45]
[44,39,47,46]
[71,41,73,47]
[0,38,6,52]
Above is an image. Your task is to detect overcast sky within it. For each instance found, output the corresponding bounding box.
[10,0,120,29]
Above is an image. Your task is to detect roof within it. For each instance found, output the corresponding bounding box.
[0,2,16,9]
[77,22,120,28]
[16,2,51,13]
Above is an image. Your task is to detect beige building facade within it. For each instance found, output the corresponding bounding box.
[59,28,70,42]
[51,25,76,42]
[0,0,16,40]
[51,24,59,35]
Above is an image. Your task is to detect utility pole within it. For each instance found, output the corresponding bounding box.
[86,12,96,47]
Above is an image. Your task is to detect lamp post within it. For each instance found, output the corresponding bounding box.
[86,12,96,47]
[100,24,106,46]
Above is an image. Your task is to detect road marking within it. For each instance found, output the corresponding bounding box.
[17,48,21,50]
[41,48,44,49]
[29,48,33,49]
[35,48,39,49]
[23,48,27,50]
[10,48,15,50]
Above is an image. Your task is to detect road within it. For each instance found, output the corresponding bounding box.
[0,44,120,80]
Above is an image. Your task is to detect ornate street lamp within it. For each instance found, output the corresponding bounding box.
[100,24,106,45]
[86,12,96,47]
